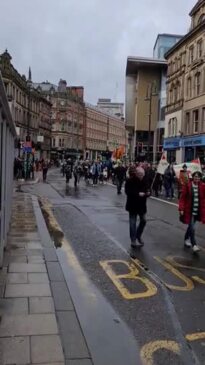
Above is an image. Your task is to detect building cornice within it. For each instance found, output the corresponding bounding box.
[189,0,205,16]
[165,20,205,59]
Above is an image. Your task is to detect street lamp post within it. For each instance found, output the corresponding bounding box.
[26,71,32,180]
[145,82,158,162]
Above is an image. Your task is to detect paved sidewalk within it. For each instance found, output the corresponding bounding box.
[0,192,93,365]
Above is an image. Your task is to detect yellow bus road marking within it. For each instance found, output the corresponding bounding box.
[166,255,205,285]
[141,332,205,364]
[154,256,194,291]
[166,255,205,273]
[140,340,180,365]
[186,332,205,342]
[100,260,157,300]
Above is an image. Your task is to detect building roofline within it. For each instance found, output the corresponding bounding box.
[189,0,205,16]
[164,19,205,58]
[153,33,183,51]
[85,103,124,121]
[126,57,167,75]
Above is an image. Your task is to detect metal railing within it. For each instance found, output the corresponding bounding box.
[0,72,17,267]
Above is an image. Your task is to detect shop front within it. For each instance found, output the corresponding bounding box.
[181,135,205,163]
[163,137,181,163]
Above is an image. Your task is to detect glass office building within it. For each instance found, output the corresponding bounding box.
[153,34,183,60]
[153,34,183,161]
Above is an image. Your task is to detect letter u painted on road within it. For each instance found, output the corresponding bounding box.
[99,260,157,300]
[154,257,194,291]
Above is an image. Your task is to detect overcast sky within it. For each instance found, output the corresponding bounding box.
[0,0,195,104]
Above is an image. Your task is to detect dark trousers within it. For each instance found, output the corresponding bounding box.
[43,169,48,182]
[165,184,174,198]
[117,179,123,193]
[185,216,197,246]
[129,213,146,242]
[93,174,98,185]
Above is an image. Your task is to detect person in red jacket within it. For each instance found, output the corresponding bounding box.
[179,171,205,253]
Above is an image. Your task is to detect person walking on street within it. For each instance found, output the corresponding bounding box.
[152,172,162,197]
[179,171,205,253]
[114,161,126,194]
[164,164,175,199]
[42,159,48,182]
[125,166,150,248]
[178,164,189,198]
[91,161,100,186]
[73,161,82,188]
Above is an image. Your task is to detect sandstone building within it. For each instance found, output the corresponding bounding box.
[164,0,205,163]
[0,50,52,159]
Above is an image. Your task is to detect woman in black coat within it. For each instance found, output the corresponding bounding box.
[125,166,150,248]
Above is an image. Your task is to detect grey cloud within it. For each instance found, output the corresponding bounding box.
[0,0,195,103]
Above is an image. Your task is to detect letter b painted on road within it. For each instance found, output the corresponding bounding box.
[100,260,157,300]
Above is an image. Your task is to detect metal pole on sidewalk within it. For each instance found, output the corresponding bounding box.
[145,82,158,163]
[26,69,32,180]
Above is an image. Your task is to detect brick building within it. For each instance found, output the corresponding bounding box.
[85,104,127,160]
[34,80,85,159]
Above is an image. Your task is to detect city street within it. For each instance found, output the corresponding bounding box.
[23,168,205,365]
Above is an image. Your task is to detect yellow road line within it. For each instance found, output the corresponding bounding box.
[140,340,180,365]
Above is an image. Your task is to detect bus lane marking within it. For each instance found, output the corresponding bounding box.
[154,256,194,291]
[99,260,157,300]
[140,340,180,365]
[166,255,205,285]
[140,331,205,364]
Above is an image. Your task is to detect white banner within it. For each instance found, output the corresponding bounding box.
[173,160,202,178]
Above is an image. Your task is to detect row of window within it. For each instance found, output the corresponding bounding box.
[87,131,107,139]
[168,36,204,75]
[168,118,178,137]
[86,112,107,124]
[185,108,205,135]
[186,71,205,98]
[52,138,83,148]
[167,107,205,137]
[6,82,41,113]
[168,70,205,104]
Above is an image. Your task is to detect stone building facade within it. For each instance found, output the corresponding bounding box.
[96,98,124,118]
[0,50,52,159]
[85,104,127,160]
[126,57,167,161]
[34,80,85,159]
[164,0,205,163]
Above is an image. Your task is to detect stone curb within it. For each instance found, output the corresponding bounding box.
[32,195,93,364]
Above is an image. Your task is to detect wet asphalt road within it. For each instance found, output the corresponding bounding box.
[23,169,205,364]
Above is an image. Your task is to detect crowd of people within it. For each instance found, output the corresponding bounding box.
[124,163,205,254]
[14,155,205,254]
[59,158,205,255]
[14,157,50,182]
